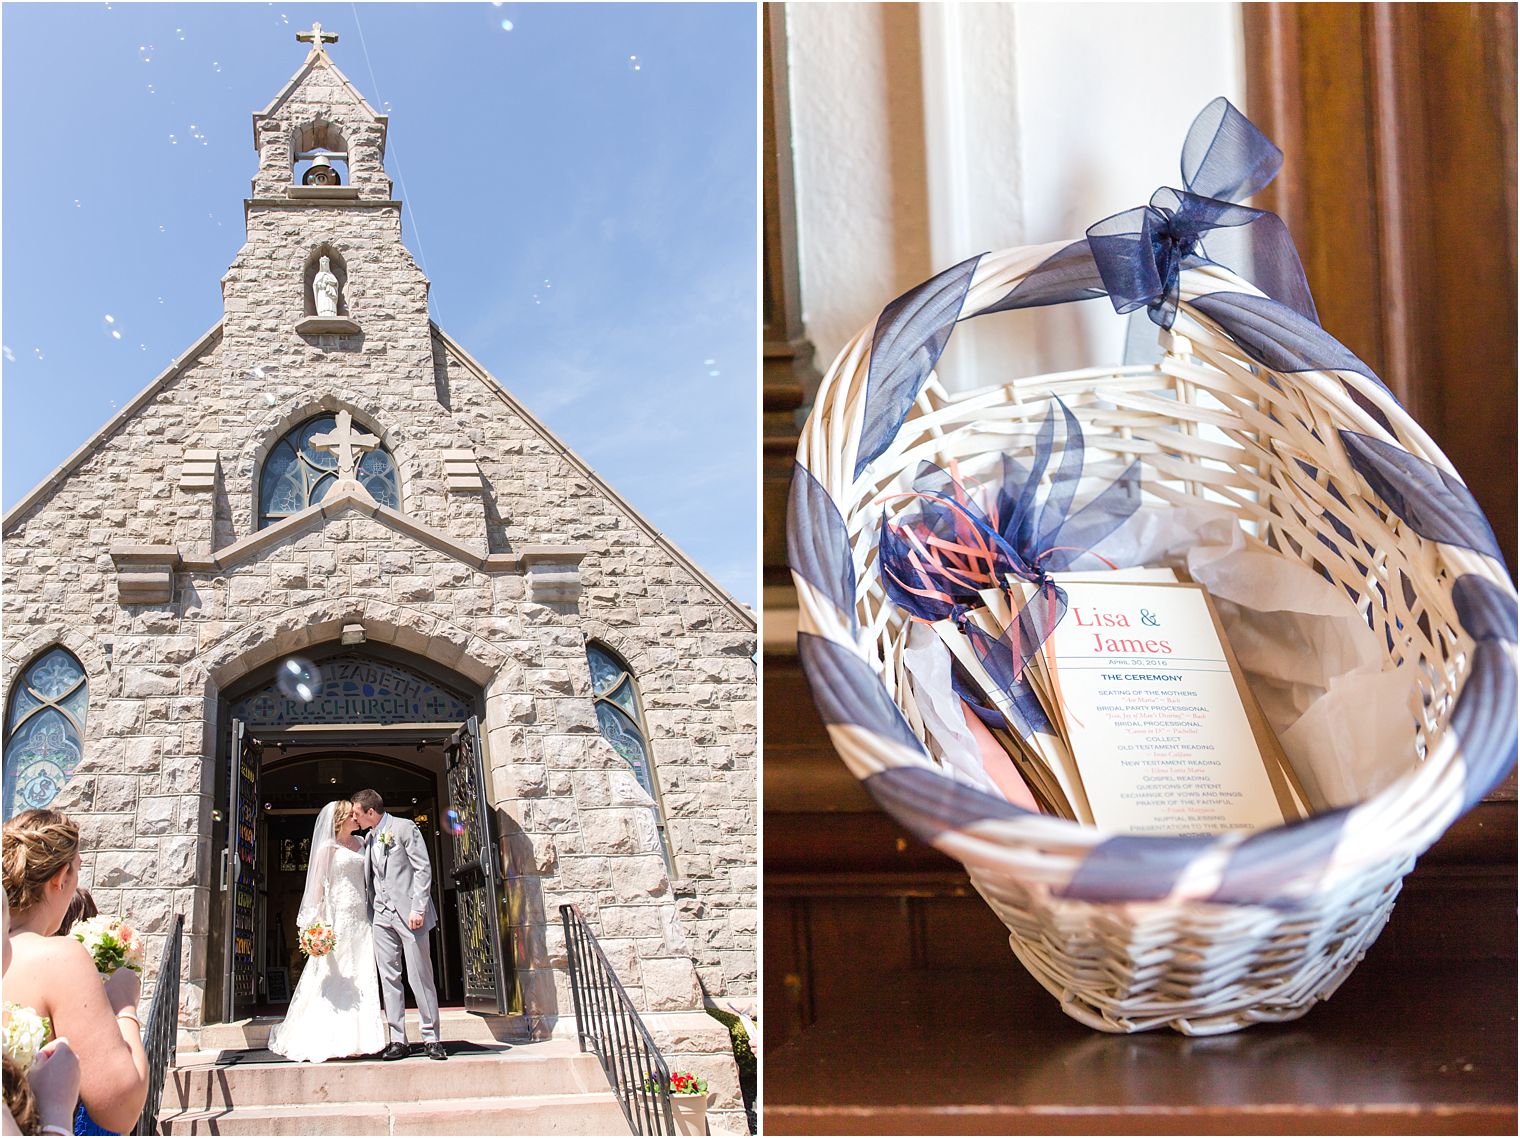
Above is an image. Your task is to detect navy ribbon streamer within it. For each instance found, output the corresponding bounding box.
[1086,97,1318,330]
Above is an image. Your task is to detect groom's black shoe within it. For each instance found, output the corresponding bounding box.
[425,1042,448,1061]
[380,1042,410,1061]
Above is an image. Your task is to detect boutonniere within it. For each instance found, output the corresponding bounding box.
[376,832,395,849]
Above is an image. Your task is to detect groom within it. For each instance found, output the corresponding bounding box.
[351,788,446,1061]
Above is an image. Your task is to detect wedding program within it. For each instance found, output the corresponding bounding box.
[1044,579,1302,834]
[933,570,1304,837]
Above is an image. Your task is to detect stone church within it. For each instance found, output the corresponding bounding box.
[2,28,755,1130]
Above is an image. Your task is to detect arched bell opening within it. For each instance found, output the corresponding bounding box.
[291,120,350,186]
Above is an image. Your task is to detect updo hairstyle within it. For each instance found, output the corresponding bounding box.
[2,809,81,916]
[333,800,355,839]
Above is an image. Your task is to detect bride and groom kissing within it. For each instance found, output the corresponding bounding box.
[267,789,448,1064]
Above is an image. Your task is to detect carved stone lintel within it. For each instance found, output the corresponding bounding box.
[109,544,183,605]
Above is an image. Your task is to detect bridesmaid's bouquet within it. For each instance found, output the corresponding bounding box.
[71,916,145,975]
[1,1003,51,1072]
[299,920,336,958]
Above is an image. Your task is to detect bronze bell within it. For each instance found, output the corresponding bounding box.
[302,153,341,186]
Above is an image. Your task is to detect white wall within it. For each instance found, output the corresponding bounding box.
[788,1,1244,390]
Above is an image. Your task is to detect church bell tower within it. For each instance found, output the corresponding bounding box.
[221,24,430,366]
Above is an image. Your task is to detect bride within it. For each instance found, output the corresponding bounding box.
[267,800,387,1063]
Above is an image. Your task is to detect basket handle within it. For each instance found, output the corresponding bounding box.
[852,98,1357,482]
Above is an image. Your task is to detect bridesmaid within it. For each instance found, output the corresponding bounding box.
[2,810,148,1134]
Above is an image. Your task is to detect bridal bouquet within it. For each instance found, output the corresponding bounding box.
[1,1002,51,1073]
[299,920,336,958]
[71,916,145,975]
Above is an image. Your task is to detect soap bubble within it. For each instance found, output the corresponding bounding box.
[703,358,716,365]
[500,18,513,31]
[627,54,641,71]
[147,84,155,95]
[1,346,14,362]
[708,369,720,377]
[169,134,178,145]
[138,44,153,63]
[33,348,43,361]
[445,809,466,835]
[212,60,221,72]
[102,314,123,340]
[276,657,321,702]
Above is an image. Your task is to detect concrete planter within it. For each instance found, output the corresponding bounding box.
[671,1092,710,1136]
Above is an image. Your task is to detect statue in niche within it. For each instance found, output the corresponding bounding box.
[313,255,340,317]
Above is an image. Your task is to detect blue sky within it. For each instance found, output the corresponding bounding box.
[1,2,758,606]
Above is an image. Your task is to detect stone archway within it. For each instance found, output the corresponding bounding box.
[199,618,512,1028]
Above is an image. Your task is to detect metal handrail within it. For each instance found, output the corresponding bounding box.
[560,904,675,1136]
[133,913,185,1136]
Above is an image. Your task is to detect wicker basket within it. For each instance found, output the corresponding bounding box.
[787,243,1517,1034]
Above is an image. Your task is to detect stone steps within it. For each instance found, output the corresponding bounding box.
[158,1093,630,1135]
[168,1042,605,1109]
[198,1008,511,1052]
[156,1037,632,1136]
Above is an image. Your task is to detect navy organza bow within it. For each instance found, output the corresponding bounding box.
[877,401,1140,738]
[1086,98,1318,330]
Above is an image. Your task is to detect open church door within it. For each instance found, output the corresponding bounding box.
[222,719,262,1021]
[444,717,511,1014]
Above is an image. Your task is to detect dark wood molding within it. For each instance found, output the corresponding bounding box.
[763,3,819,591]
[1244,2,1517,573]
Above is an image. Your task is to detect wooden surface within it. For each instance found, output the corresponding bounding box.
[763,653,1518,1133]
[762,959,1517,1134]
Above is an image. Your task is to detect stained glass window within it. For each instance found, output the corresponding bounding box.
[3,647,87,820]
[587,643,676,875]
[258,413,400,527]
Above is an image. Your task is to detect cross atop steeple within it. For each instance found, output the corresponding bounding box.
[296,22,339,54]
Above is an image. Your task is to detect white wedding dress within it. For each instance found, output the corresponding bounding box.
[267,820,387,1063]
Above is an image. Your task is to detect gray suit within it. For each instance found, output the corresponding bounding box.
[366,812,441,1044]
